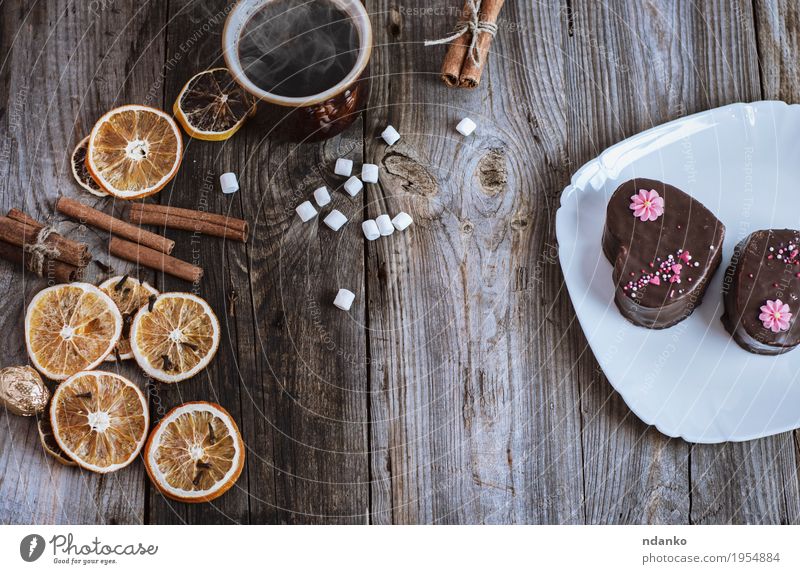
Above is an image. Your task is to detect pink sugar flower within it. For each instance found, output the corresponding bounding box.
[759,299,792,333]
[629,189,665,222]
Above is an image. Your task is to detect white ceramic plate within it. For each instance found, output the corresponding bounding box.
[556,101,800,443]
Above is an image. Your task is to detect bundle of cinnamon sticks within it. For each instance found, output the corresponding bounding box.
[438,0,505,88]
[0,208,90,283]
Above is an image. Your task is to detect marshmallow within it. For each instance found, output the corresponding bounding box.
[220,172,239,194]
[362,219,380,241]
[313,186,331,207]
[334,288,355,311]
[391,212,413,231]
[295,201,317,222]
[362,163,379,183]
[456,118,477,136]
[334,158,353,177]
[344,176,363,197]
[376,214,394,236]
[323,209,348,231]
[381,125,401,146]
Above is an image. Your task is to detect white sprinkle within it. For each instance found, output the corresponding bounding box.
[334,158,353,177]
[769,247,775,252]
[313,186,331,207]
[694,262,700,267]
[362,163,379,183]
[344,176,363,197]
[381,125,401,146]
[219,172,239,194]
[391,212,413,231]
[456,117,477,136]
[323,209,348,231]
[295,201,317,222]
[710,245,714,249]
[334,289,355,311]
[376,214,394,236]
[362,220,380,241]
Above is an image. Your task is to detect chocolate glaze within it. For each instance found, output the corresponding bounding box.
[602,178,725,329]
[721,229,800,355]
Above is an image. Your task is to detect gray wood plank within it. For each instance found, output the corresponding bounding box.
[0,0,167,524]
[365,0,585,524]
[145,0,258,525]
[146,0,370,524]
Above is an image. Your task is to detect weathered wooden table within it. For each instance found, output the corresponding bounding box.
[1,0,799,525]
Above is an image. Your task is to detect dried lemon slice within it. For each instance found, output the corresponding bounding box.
[50,371,148,473]
[71,136,107,197]
[173,68,257,141]
[25,283,122,381]
[86,104,183,200]
[129,293,220,383]
[144,401,244,503]
[98,275,159,361]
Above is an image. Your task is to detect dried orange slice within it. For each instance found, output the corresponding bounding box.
[50,371,148,473]
[86,104,183,200]
[144,401,244,503]
[98,275,159,361]
[173,68,257,141]
[70,136,107,197]
[25,283,122,381]
[38,416,77,466]
[129,293,220,383]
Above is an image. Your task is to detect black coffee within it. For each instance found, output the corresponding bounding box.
[237,0,360,98]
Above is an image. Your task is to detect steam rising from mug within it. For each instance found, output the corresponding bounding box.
[237,0,360,99]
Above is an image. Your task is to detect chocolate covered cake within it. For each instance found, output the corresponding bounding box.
[721,229,800,355]
[602,178,726,329]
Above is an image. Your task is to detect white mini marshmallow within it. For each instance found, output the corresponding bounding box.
[323,209,348,231]
[456,117,477,136]
[376,214,394,236]
[391,212,413,231]
[362,163,379,183]
[362,219,380,241]
[295,201,317,222]
[313,186,331,207]
[220,172,239,194]
[381,125,401,146]
[334,289,355,311]
[334,158,353,177]
[344,176,363,197]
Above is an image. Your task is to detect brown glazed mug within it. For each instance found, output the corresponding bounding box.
[222,0,372,142]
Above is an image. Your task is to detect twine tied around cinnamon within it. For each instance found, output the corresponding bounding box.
[424,0,498,67]
[23,225,60,276]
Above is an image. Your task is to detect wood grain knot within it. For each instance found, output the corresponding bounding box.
[511,217,528,230]
[461,221,474,234]
[382,152,438,196]
[388,6,402,37]
[477,149,508,196]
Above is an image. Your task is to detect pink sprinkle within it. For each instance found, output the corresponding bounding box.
[748,273,754,278]
[679,251,692,263]
[649,276,661,286]
[768,255,773,260]
[671,264,683,274]
[688,278,693,282]
[670,275,681,284]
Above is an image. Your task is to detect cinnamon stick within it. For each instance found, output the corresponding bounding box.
[458,0,505,88]
[0,216,90,268]
[440,4,473,87]
[130,203,248,233]
[56,197,174,255]
[128,204,248,242]
[0,240,79,283]
[109,237,202,283]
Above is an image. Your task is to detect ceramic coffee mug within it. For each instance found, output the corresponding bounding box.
[223,0,372,142]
